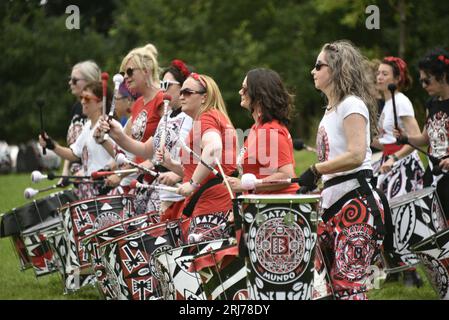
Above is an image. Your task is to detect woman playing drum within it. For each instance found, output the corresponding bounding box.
[297,40,387,300]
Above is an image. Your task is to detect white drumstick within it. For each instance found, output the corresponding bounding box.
[115,153,159,178]
[158,94,172,157]
[179,139,220,177]
[187,222,228,244]
[241,173,300,190]
[215,157,234,200]
[129,180,178,193]
[31,170,47,183]
[109,73,125,118]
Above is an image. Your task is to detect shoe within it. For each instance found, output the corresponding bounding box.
[403,270,423,288]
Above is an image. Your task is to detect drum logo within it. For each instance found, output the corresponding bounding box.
[419,253,449,299]
[94,212,122,230]
[247,207,313,284]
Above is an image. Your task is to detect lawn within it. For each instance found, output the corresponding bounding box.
[0,150,439,300]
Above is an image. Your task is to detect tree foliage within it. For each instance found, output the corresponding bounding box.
[1,0,448,144]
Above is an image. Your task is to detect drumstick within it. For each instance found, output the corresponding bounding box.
[241,173,300,190]
[91,168,138,179]
[215,157,234,200]
[187,221,232,243]
[115,153,160,178]
[179,139,220,177]
[157,94,172,162]
[108,74,125,119]
[388,84,399,131]
[31,170,91,183]
[37,98,46,155]
[101,72,109,116]
[129,179,178,193]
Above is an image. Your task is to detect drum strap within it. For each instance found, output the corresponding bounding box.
[182,170,239,217]
[322,171,385,240]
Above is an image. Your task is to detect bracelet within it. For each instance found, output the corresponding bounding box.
[189,179,201,189]
[389,154,399,162]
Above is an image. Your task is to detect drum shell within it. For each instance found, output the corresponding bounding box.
[383,187,447,273]
[411,228,449,300]
[98,220,183,300]
[0,190,77,237]
[237,194,320,300]
[21,217,63,277]
[155,239,232,300]
[58,194,137,273]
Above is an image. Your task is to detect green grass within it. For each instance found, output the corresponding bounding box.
[0,154,440,299]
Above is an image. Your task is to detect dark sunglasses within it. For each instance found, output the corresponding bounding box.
[69,77,85,85]
[80,94,101,103]
[314,62,329,71]
[120,67,141,78]
[419,77,432,86]
[180,88,206,97]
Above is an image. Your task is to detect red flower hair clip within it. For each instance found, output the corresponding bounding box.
[437,55,449,65]
[171,59,191,78]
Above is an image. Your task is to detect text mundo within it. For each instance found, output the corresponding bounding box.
[66,5,80,30]
[174,121,283,175]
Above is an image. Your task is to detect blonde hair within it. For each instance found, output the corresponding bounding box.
[322,40,378,138]
[194,74,233,127]
[72,60,101,82]
[120,43,160,86]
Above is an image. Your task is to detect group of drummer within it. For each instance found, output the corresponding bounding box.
[38,41,449,300]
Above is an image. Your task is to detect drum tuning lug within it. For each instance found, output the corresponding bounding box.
[283,213,295,226]
[255,213,266,225]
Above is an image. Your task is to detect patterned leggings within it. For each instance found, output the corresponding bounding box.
[318,191,385,300]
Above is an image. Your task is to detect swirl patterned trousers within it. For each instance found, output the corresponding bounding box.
[318,191,385,300]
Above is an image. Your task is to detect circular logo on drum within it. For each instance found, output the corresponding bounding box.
[248,207,313,285]
[94,212,122,230]
[335,223,376,282]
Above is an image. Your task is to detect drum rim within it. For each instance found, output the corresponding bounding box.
[98,219,181,248]
[80,212,156,244]
[410,227,449,252]
[388,186,436,208]
[238,194,321,204]
[21,217,63,235]
[58,193,136,209]
[154,238,232,259]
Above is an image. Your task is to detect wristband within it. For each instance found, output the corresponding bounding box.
[189,179,201,189]
[389,154,399,162]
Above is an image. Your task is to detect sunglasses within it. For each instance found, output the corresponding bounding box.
[180,88,206,97]
[80,94,101,103]
[314,62,329,71]
[160,79,180,91]
[69,77,85,85]
[120,67,141,78]
[190,73,207,89]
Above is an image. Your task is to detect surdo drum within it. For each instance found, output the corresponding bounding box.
[237,194,320,300]
[383,187,447,273]
[97,219,183,300]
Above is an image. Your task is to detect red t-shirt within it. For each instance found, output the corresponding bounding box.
[180,109,237,216]
[241,120,299,194]
[130,91,164,163]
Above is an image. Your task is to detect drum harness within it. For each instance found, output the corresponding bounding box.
[319,169,392,243]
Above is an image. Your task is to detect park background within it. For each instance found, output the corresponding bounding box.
[0,0,448,300]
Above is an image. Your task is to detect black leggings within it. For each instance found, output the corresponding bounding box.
[436,175,449,221]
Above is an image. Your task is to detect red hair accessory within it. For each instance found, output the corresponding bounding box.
[384,56,407,85]
[437,55,449,65]
[171,59,191,78]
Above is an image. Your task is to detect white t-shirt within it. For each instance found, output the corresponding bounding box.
[70,120,114,175]
[152,109,193,202]
[316,95,373,209]
[378,92,414,145]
